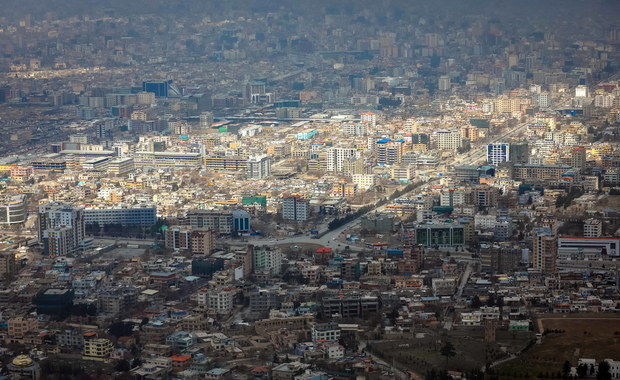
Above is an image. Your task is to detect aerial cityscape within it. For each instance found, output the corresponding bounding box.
[0,0,619,379]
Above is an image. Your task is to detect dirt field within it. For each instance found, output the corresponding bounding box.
[496,316,620,379]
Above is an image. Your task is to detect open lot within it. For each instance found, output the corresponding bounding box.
[369,328,532,375]
[496,316,620,379]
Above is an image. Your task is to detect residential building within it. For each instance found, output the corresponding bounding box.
[282,196,309,222]
[532,228,557,274]
[38,202,85,256]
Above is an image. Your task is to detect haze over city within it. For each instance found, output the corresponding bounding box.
[0,1,619,379]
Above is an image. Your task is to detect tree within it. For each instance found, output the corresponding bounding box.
[471,295,482,309]
[440,341,456,365]
[115,359,131,372]
[487,293,496,307]
[563,360,572,375]
[597,361,611,380]
[109,321,134,338]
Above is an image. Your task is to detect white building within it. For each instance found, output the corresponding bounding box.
[208,287,236,314]
[583,218,602,238]
[434,129,461,150]
[247,155,271,179]
[487,143,510,165]
[326,148,359,172]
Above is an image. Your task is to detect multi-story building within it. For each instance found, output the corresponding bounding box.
[571,147,586,170]
[133,152,201,169]
[107,157,134,176]
[512,164,572,181]
[165,226,193,251]
[583,219,602,238]
[0,249,16,279]
[352,174,376,190]
[321,295,380,318]
[249,289,281,313]
[375,139,403,165]
[360,112,377,128]
[558,236,619,259]
[188,210,233,234]
[331,179,357,198]
[532,228,557,274]
[326,148,359,172]
[191,229,216,254]
[208,287,236,314]
[247,155,271,179]
[282,196,309,222]
[434,129,462,151]
[0,194,27,225]
[165,226,216,254]
[415,223,465,248]
[311,322,341,343]
[82,337,113,361]
[487,143,510,166]
[7,317,38,342]
[252,246,283,275]
[83,204,156,227]
[38,202,85,256]
[203,156,247,171]
[510,142,530,164]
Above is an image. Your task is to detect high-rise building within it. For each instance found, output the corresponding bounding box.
[247,155,271,179]
[0,249,16,280]
[282,196,310,222]
[326,148,359,172]
[375,139,403,165]
[38,202,85,256]
[360,112,377,128]
[532,228,557,274]
[487,143,510,165]
[199,112,213,129]
[571,147,586,170]
[438,75,451,91]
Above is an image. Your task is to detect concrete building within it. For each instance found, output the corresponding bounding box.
[188,210,233,234]
[487,143,510,166]
[247,155,271,179]
[83,204,156,227]
[532,228,557,274]
[434,129,461,150]
[326,148,359,172]
[0,249,16,279]
[311,322,340,343]
[0,194,27,225]
[82,337,114,361]
[38,202,86,256]
[252,246,283,275]
[415,223,465,248]
[282,196,309,222]
[583,218,602,238]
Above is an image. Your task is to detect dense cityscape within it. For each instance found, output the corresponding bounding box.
[0,1,620,379]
